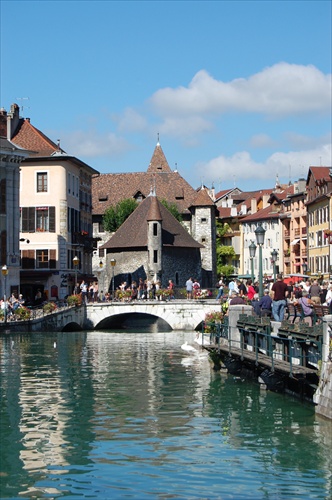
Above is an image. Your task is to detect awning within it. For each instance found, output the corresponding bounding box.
[290,239,300,245]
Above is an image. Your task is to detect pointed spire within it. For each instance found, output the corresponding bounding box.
[147,195,162,221]
[147,139,172,173]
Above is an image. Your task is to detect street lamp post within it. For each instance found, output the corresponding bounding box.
[97,260,103,299]
[302,262,308,274]
[73,256,80,294]
[254,222,266,298]
[110,258,116,300]
[271,249,278,282]
[2,265,8,324]
[249,241,257,283]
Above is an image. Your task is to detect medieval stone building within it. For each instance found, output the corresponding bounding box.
[92,141,217,290]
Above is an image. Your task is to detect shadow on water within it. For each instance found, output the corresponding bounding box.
[97,312,172,332]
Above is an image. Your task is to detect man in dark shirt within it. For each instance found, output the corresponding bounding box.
[229,291,246,305]
[271,274,288,321]
[258,289,272,317]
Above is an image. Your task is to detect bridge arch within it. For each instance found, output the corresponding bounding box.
[84,302,219,331]
[95,311,173,331]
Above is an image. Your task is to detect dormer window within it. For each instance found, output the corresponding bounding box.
[98,193,108,201]
[134,191,144,202]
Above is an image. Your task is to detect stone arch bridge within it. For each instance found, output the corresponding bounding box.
[85,301,221,331]
[0,301,222,333]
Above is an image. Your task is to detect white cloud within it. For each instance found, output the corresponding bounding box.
[249,134,278,148]
[115,107,148,133]
[61,130,130,158]
[150,63,331,119]
[196,143,332,187]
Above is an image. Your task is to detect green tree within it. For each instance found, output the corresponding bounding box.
[216,222,236,277]
[103,198,138,232]
[160,199,182,222]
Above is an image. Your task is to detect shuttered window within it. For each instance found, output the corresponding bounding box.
[49,207,55,232]
[21,207,36,232]
[22,250,35,269]
[50,249,56,269]
[36,249,48,269]
[21,207,55,233]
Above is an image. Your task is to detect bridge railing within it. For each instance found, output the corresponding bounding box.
[199,314,323,375]
[0,300,78,323]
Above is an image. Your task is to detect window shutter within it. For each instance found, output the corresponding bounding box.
[49,249,56,269]
[22,207,29,232]
[22,249,35,269]
[28,207,35,232]
[49,207,56,232]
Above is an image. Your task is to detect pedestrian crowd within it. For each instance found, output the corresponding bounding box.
[215,273,332,322]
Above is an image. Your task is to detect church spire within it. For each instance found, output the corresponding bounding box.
[147,137,172,173]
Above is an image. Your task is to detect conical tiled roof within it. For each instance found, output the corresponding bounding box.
[147,142,172,173]
[191,187,215,207]
[146,193,162,221]
[101,196,203,250]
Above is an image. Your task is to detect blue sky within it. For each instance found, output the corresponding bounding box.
[1,0,331,192]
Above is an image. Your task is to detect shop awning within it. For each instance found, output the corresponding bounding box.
[290,239,300,245]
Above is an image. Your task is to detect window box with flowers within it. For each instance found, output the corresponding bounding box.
[324,229,332,243]
[43,301,58,314]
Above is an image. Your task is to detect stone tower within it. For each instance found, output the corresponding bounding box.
[146,190,163,282]
[189,187,217,288]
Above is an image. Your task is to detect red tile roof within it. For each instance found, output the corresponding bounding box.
[240,204,281,222]
[101,195,203,250]
[11,119,59,156]
[191,187,215,207]
[92,171,197,215]
[307,166,331,182]
[147,142,172,173]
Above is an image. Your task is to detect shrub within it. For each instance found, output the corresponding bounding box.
[204,311,224,333]
[67,294,82,307]
[15,307,31,320]
[43,301,57,314]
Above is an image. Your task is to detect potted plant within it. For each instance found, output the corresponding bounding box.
[67,294,82,307]
[43,301,57,314]
[15,307,31,320]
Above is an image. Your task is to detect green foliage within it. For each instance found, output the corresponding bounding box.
[103,198,138,232]
[15,307,31,320]
[216,221,231,237]
[204,311,224,333]
[43,301,57,314]
[160,199,182,222]
[67,294,82,307]
[218,264,235,278]
[217,246,236,257]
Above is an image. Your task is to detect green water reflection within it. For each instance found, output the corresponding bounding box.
[0,330,331,499]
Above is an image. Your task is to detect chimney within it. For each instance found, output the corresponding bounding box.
[262,194,269,208]
[0,108,7,137]
[251,198,257,213]
[7,103,20,140]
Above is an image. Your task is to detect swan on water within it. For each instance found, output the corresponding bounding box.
[181,341,197,353]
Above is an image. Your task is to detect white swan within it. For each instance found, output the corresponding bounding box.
[181,341,197,353]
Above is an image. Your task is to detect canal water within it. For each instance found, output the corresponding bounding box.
[0,329,331,499]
